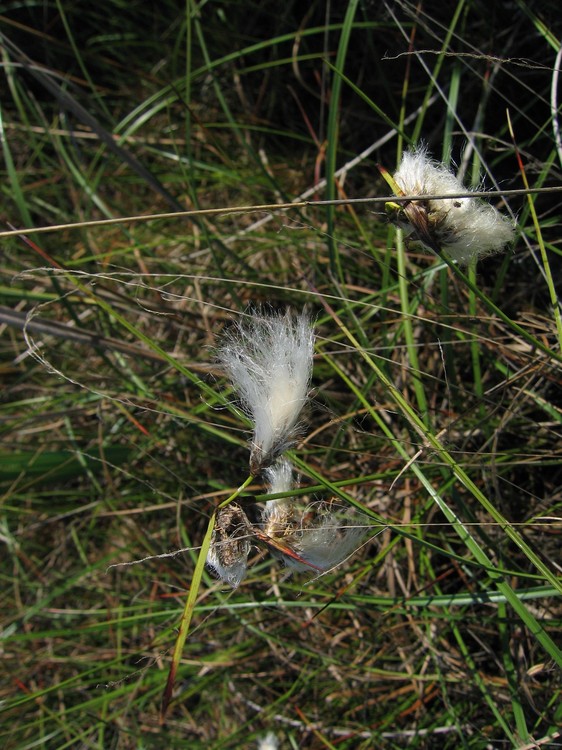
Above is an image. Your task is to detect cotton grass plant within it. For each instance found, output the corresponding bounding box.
[207,312,363,587]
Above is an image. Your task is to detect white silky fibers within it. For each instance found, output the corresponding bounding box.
[218,310,314,475]
[262,459,363,573]
[393,147,515,265]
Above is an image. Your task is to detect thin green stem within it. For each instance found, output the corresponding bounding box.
[160,474,254,718]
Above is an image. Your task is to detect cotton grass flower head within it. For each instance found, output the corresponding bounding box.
[218,310,314,475]
[257,732,279,750]
[279,500,364,572]
[261,460,363,573]
[389,146,515,265]
[206,503,252,588]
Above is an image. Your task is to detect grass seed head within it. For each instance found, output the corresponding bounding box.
[392,146,515,265]
[261,462,362,573]
[281,502,364,572]
[218,310,314,475]
[206,503,252,588]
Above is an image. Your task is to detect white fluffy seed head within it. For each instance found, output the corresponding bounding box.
[392,146,515,265]
[218,310,314,475]
[281,505,364,572]
[262,458,297,537]
[257,732,279,750]
[260,462,361,573]
[206,503,252,588]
